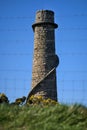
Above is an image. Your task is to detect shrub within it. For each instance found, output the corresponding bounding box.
[27,95,57,106]
[0,93,9,104]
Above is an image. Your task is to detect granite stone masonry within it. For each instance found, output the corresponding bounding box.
[27,10,59,102]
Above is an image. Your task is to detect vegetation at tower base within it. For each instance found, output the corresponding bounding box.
[0,103,87,130]
[27,95,57,105]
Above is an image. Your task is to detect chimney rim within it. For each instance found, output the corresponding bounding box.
[36,10,54,14]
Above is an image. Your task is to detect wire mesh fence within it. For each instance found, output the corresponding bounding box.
[0,14,87,105]
[0,71,87,106]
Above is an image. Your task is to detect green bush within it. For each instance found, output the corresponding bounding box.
[0,93,9,104]
[27,95,57,106]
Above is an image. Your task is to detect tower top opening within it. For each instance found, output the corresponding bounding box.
[36,10,54,14]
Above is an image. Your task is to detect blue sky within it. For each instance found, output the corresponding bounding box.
[0,0,87,105]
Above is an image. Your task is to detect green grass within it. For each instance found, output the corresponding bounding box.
[0,103,87,130]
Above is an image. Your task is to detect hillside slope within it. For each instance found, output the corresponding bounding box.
[0,104,87,130]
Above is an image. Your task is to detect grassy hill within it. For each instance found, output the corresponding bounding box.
[0,103,87,130]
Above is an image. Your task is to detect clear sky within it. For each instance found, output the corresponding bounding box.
[0,0,87,105]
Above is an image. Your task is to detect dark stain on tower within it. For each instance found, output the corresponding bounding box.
[27,10,59,102]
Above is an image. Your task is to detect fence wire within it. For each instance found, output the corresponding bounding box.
[0,14,87,105]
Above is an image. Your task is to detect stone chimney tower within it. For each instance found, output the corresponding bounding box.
[27,10,59,102]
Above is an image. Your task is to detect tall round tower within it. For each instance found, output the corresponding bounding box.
[27,10,59,101]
